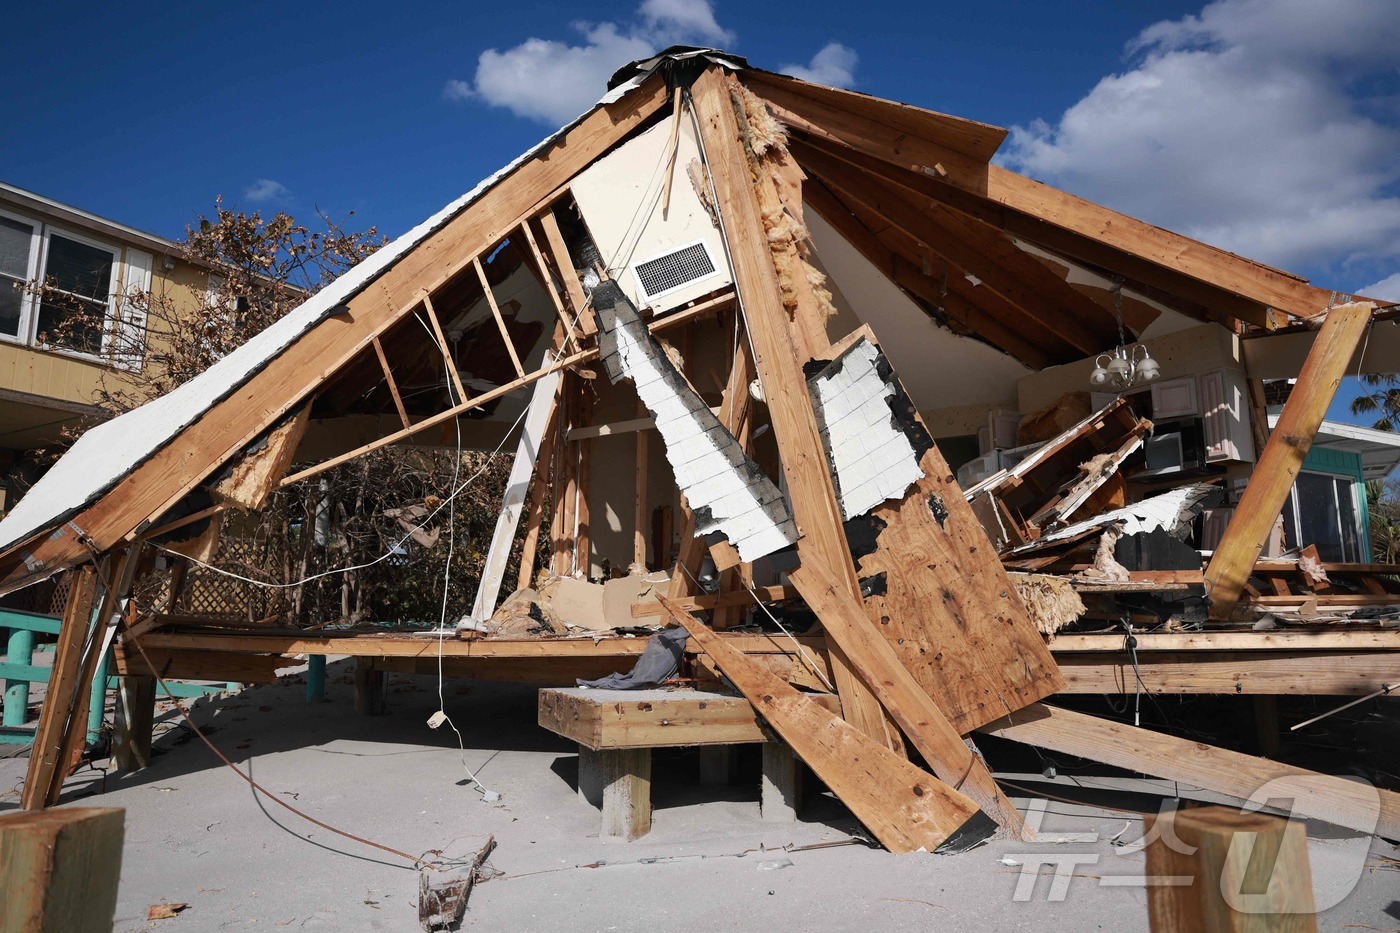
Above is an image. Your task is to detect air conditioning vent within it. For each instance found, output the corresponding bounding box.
[633,241,718,301]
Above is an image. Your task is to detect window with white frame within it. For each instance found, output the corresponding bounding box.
[1280,470,1363,563]
[0,207,149,362]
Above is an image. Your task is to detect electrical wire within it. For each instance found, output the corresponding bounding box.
[151,403,529,590]
[426,324,493,798]
[123,627,429,869]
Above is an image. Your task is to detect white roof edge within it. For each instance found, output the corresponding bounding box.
[1268,414,1400,450]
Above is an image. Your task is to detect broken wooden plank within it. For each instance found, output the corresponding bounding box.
[785,560,1028,833]
[810,336,1065,732]
[693,66,892,748]
[0,807,125,933]
[212,406,311,511]
[1206,302,1375,619]
[979,702,1400,840]
[20,567,99,810]
[661,596,993,853]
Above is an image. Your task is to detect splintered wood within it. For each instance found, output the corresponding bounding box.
[809,335,1064,732]
[661,598,994,853]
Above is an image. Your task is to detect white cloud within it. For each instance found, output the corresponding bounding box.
[442,79,474,102]
[779,43,858,88]
[445,1,851,124]
[1359,272,1400,303]
[1002,0,1400,282]
[244,179,291,203]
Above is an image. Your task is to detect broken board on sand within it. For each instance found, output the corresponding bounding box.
[659,596,997,853]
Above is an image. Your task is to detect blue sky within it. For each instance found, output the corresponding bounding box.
[3,0,1398,419]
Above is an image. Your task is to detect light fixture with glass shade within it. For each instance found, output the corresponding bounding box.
[1089,278,1161,390]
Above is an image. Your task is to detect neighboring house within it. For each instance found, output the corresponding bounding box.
[1269,412,1400,563]
[0,182,212,514]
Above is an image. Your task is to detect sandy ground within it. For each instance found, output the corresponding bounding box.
[3,659,1398,932]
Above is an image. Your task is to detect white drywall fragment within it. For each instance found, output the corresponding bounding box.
[594,282,797,562]
[807,338,927,520]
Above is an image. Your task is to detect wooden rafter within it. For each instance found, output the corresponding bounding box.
[278,291,734,489]
[693,67,893,749]
[472,256,527,379]
[804,180,1068,367]
[538,208,596,337]
[798,143,1117,356]
[520,220,580,351]
[371,336,412,430]
[0,77,673,593]
[747,71,1332,321]
[1205,301,1375,619]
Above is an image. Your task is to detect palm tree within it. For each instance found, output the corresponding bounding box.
[1367,480,1400,564]
[1350,374,1400,431]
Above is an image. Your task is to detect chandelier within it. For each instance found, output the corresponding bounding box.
[1089,279,1160,390]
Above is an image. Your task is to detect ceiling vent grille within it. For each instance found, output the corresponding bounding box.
[633,241,718,301]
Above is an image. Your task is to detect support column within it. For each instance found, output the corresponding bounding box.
[578,746,652,840]
[354,658,386,716]
[0,806,125,933]
[3,626,34,728]
[306,655,326,704]
[1145,805,1316,930]
[114,674,155,771]
[761,742,803,822]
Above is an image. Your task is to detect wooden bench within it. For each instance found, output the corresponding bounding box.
[538,687,838,840]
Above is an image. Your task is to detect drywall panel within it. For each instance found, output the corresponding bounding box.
[808,338,925,519]
[571,114,731,315]
[596,282,796,562]
[805,210,1029,412]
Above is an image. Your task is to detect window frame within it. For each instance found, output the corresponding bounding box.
[0,206,44,345]
[0,207,132,363]
[1282,468,1365,563]
[31,223,122,358]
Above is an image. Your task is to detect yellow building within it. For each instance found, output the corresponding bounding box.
[0,182,212,513]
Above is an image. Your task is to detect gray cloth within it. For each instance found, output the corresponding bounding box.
[577,627,689,689]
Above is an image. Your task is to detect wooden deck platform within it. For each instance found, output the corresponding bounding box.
[116,626,1400,696]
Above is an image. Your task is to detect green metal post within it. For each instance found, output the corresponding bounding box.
[86,646,112,744]
[4,626,35,727]
[306,655,326,703]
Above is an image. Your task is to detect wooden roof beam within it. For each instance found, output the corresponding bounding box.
[750,77,1331,322]
[800,145,1117,358]
[804,181,1066,368]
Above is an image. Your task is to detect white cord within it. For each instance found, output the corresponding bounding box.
[152,373,530,589]
[429,339,494,799]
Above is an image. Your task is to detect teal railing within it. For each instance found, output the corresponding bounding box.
[1,608,234,747]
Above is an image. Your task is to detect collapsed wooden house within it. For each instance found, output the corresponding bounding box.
[5,47,1400,850]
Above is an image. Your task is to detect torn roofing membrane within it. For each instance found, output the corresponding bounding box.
[0,55,737,561]
[595,281,798,562]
